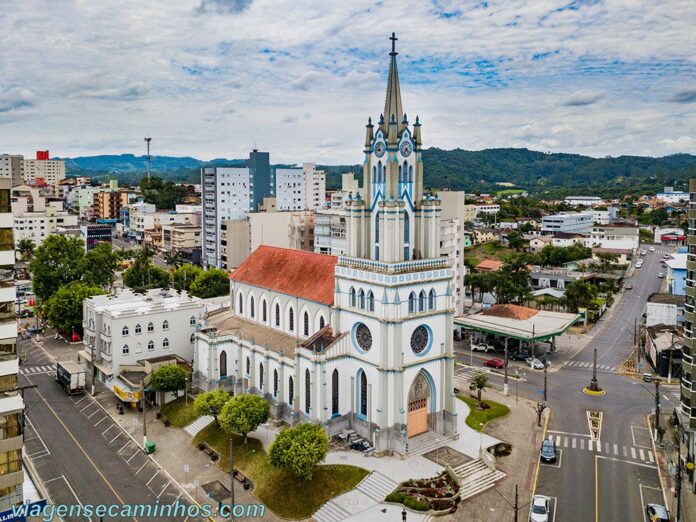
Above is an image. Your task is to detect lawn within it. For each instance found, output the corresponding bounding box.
[467,242,513,262]
[193,423,368,519]
[160,397,197,428]
[457,395,511,432]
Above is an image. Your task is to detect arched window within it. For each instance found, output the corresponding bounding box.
[288,307,294,332]
[409,292,417,314]
[190,333,195,343]
[220,351,227,378]
[403,161,408,183]
[259,363,264,390]
[122,326,129,336]
[147,340,154,351]
[303,311,309,337]
[377,161,382,184]
[122,344,129,355]
[162,320,169,330]
[289,376,294,405]
[275,303,281,326]
[418,290,426,312]
[262,300,267,322]
[189,316,196,326]
[404,210,410,243]
[246,356,250,375]
[429,289,436,310]
[408,165,413,182]
[358,370,368,417]
[358,289,365,309]
[135,324,142,334]
[162,338,169,348]
[273,369,279,398]
[147,322,154,332]
[250,296,255,318]
[372,165,377,183]
[332,369,339,416]
[305,369,311,414]
[398,165,403,183]
[349,287,356,307]
[238,292,244,314]
[319,316,326,329]
[367,291,374,312]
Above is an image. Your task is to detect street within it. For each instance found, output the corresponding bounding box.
[110,235,168,268]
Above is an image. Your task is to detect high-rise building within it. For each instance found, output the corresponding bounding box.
[22,150,66,186]
[274,168,304,211]
[0,176,22,510]
[681,178,696,472]
[0,155,23,186]
[303,163,326,210]
[201,150,272,268]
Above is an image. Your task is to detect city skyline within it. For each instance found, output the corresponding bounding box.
[1,1,695,163]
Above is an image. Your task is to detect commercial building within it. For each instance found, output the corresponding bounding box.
[13,207,78,247]
[475,204,500,215]
[220,210,314,270]
[22,151,66,185]
[80,289,205,403]
[564,196,605,207]
[0,176,22,511]
[0,155,23,186]
[541,211,595,234]
[201,150,273,268]
[645,293,685,327]
[589,223,639,252]
[656,187,689,204]
[665,253,687,296]
[161,224,202,254]
[80,224,112,251]
[313,209,347,256]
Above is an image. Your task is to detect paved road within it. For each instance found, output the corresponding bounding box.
[536,245,673,522]
[111,236,168,268]
[20,337,210,521]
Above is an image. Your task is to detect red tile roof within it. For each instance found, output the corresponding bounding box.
[230,246,337,305]
[475,259,503,272]
[481,304,539,320]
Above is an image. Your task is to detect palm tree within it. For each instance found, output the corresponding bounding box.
[563,280,598,312]
[471,371,489,405]
[16,239,36,261]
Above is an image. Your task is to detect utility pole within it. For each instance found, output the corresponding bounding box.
[543,357,548,403]
[503,337,509,396]
[141,377,147,448]
[514,484,519,522]
[654,378,661,441]
[144,137,152,180]
[229,439,236,520]
[675,456,682,522]
[90,337,96,395]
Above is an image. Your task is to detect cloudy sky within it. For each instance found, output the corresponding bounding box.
[1,0,695,164]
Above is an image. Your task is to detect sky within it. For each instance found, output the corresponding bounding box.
[1,0,695,164]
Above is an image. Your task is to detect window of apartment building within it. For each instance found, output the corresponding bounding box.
[0,266,12,289]
[0,449,21,474]
[0,413,20,440]
[0,338,16,360]
[0,228,12,251]
[0,301,12,322]
[0,374,17,394]
[0,189,10,213]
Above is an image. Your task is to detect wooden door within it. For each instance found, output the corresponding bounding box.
[408,398,428,437]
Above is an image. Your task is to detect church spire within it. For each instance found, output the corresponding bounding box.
[383,32,404,138]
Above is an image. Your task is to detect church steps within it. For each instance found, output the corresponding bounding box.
[313,500,352,522]
[356,471,399,502]
[404,433,455,457]
[453,459,507,501]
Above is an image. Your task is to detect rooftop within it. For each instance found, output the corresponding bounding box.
[86,288,203,316]
[475,259,503,272]
[647,293,686,306]
[231,246,337,305]
[455,305,579,341]
[664,253,687,271]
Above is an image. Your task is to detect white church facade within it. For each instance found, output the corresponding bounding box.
[193,34,458,455]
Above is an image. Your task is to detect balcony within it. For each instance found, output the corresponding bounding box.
[338,255,450,274]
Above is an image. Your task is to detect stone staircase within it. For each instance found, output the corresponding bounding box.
[404,431,455,458]
[453,459,506,500]
[313,500,352,522]
[183,415,214,437]
[356,470,399,502]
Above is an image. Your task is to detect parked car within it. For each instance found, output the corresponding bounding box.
[530,495,550,522]
[471,343,494,352]
[540,438,557,463]
[511,351,530,361]
[636,260,643,268]
[649,246,655,252]
[642,373,654,382]
[640,249,647,256]
[526,357,546,370]
[624,282,633,290]
[657,272,665,279]
[645,503,669,522]
[662,253,671,259]
[483,358,506,369]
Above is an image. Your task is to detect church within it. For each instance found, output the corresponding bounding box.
[193,34,458,455]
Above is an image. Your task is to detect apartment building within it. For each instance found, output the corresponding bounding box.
[303,163,326,210]
[275,168,304,211]
[161,224,202,254]
[313,209,347,256]
[131,211,199,243]
[0,176,22,511]
[13,207,78,247]
[541,211,595,234]
[588,223,639,251]
[475,204,501,215]
[0,155,23,186]
[67,185,102,219]
[220,210,314,269]
[22,151,66,185]
[440,218,464,314]
[93,190,135,220]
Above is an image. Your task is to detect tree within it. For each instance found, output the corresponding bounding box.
[190,268,229,299]
[593,252,620,273]
[218,394,269,444]
[16,238,35,261]
[44,281,105,334]
[140,176,189,210]
[471,371,489,405]
[163,251,184,267]
[171,263,203,293]
[123,247,171,292]
[269,423,329,481]
[495,256,531,304]
[149,365,188,399]
[29,235,86,302]
[192,389,230,422]
[563,280,598,313]
[506,230,525,252]
[80,242,120,289]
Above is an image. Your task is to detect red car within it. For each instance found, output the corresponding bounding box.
[483,358,506,369]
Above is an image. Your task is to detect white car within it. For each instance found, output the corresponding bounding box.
[649,246,655,252]
[640,250,647,256]
[658,272,665,278]
[635,261,643,269]
[530,495,550,522]
[471,343,494,352]
[526,357,546,370]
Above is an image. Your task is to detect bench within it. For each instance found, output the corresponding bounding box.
[197,442,219,461]
[232,469,253,490]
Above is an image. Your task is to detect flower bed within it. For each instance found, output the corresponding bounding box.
[384,472,461,515]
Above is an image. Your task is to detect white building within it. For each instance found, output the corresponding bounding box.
[81,289,205,397]
[0,155,23,186]
[589,223,639,252]
[564,196,604,207]
[475,204,500,215]
[67,185,102,219]
[194,40,457,455]
[275,168,304,211]
[13,208,78,247]
[303,163,326,210]
[656,188,689,204]
[0,176,22,510]
[541,211,595,234]
[313,209,347,256]
[23,158,66,185]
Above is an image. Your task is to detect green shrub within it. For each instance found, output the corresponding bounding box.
[403,496,429,511]
[385,492,405,503]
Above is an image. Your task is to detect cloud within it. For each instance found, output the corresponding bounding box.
[197,0,252,14]
[661,136,696,151]
[0,87,35,114]
[77,82,150,101]
[290,71,324,91]
[562,90,605,107]
[669,89,696,103]
[281,115,298,124]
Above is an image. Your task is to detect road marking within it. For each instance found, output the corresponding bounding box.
[639,448,646,461]
[605,442,610,453]
[622,446,627,458]
[613,444,618,455]
[157,480,171,499]
[595,456,598,522]
[110,432,121,444]
[589,440,593,451]
[548,430,589,438]
[135,461,149,476]
[87,408,101,419]
[563,437,569,448]
[647,452,654,463]
[80,403,93,413]
[117,441,131,454]
[73,396,87,405]
[102,424,115,436]
[555,435,561,446]
[580,439,585,450]
[127,450,141,463]
[572,438,577,449]
[596,441,601,453]
[631,447,637,459]
[94,416,108,427]
[146,470,160,486]
[25,417,49,456]
[26,450,49,459]
[662,395,669,402]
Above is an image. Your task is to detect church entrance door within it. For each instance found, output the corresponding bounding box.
[407,373,430,438]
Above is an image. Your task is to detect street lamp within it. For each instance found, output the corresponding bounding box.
[479,423,484,456]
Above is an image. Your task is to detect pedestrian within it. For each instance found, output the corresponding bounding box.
[402,508,407,521]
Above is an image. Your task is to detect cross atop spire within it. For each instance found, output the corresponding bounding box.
[389,32,398,56]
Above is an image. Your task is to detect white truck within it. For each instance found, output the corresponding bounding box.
[56,361,86,395]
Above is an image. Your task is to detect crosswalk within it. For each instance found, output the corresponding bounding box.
[547,432,655,465]
[564,360,616,372]
[19,364,56,375]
